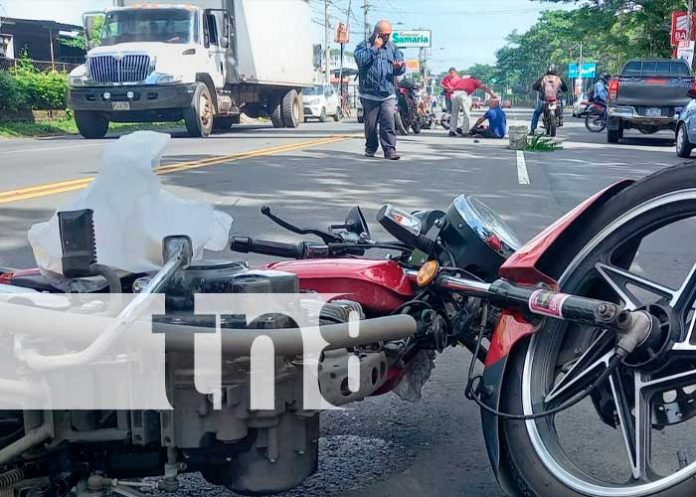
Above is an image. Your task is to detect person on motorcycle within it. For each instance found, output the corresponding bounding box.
[591,72,610,108]
[469,98,507,139]
[529,64,568,135]
[440,67,459,114]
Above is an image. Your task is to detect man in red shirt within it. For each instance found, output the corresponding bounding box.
[449,76,497,137]
[440,67,459,113]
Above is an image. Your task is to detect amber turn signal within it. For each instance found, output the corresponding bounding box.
[417,260,440,287]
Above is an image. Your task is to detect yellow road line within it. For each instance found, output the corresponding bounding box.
[0,135,349,205]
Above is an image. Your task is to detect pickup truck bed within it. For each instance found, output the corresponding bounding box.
[607,59,694,143]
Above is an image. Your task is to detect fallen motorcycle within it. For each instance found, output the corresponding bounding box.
[0,156,695,497]
[395,79,422,136]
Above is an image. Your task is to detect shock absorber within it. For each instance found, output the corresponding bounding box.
[0,468,23,497]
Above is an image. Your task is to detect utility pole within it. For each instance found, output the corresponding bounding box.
[324,0,331,83]
[577,41,583,98]
[363,0,370,41]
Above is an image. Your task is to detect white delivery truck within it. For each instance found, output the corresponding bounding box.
[68,0,314,138]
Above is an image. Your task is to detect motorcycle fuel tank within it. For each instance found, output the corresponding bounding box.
[264,259,414,314]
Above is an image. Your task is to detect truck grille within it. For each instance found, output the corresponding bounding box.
[88,55,151,83]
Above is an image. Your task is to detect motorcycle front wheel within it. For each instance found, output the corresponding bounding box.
[502,165,696,497]
[395,112,409,135]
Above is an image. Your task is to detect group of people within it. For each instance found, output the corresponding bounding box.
[354,19,509,160]
[354,19,611,159]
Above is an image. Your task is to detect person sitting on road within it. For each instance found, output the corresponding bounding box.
[448,75,497,137]
[529,64,568,135]
[470,99,507,139]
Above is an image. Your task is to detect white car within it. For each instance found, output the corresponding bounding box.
[303,84,341,122]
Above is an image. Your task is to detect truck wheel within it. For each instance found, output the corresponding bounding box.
[607,128,621,143]
[319,107,327,123]
[281,89,302,128]
[74,111,109,139]
[269,97,284,128]
[184,82,214,138]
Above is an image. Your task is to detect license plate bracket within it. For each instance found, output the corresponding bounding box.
[112,102,131,111]
[645,107,662,118]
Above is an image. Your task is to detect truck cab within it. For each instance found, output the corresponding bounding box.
[68,0,313,138]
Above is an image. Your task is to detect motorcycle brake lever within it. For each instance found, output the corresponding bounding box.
[261,206,341,244]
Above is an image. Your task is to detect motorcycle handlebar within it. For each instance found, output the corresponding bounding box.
[230,236,307,259]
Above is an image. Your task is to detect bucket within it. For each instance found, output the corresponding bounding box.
[508,125,528,150]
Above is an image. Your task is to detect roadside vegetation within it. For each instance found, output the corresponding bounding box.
[453,0,685,99]
[0,117,181,138]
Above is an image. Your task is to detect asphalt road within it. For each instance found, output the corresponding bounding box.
[0,109,691,497]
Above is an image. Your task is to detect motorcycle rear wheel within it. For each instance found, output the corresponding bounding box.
[501,165,696,497]
[585,109,607,133]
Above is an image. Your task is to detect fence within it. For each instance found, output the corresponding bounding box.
[0,57,79,73]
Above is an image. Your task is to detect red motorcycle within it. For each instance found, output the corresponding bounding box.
[0,166,695,497]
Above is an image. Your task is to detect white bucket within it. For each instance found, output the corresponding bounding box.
[508,125,528,150]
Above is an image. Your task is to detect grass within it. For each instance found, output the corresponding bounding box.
[524,133,563,152]
[0,117,182,138]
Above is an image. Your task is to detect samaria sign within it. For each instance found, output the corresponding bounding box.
[392,30,432,48]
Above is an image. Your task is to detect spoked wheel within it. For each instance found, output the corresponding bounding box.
[502,165,696,497]
[585,108,607,133]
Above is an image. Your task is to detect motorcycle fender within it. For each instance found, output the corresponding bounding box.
[481,180,634,487]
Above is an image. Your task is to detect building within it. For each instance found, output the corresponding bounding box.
[0,17,85,65]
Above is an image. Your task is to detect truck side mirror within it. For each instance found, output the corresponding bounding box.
[82,11,105,48]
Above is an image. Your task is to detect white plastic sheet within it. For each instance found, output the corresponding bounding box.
[28,131,233,276]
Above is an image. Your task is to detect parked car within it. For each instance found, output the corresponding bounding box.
[572,93,590,117]
[303,84,341,122]
[675,86,696,157]
[607,59,694,143]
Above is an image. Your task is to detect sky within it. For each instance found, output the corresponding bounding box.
[0,0,571,73]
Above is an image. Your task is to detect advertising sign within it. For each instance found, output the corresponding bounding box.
[567,62,597,79]
[678,40,695,66]
[392,30,432,48]
[671,11,696,45]
[405,59,420,72]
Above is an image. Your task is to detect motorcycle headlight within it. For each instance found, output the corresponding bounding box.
[438,195,521,281]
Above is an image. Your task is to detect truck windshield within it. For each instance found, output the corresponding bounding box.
[100,9,195,46]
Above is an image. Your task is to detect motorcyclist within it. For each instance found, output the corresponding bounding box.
[529,64,568,135]
[591,73,610,108]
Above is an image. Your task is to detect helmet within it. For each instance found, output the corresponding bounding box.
[546,64,558,75]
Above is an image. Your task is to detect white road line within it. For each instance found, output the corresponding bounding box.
[516,150,530,185]
[0,143,102,155]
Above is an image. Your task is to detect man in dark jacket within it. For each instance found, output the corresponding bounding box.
[354,20,405,160]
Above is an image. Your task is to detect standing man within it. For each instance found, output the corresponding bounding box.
[354,20,406,160]
[449,75,497,137]
[440,66,459,114]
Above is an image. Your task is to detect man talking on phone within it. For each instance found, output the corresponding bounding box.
[354,20,405,160]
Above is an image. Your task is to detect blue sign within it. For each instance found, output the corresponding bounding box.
[567,62,597,79]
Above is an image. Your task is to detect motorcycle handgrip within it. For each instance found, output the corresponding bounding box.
[230,236,305,259]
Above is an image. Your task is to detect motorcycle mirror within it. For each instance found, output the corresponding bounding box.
[344,206,370,239]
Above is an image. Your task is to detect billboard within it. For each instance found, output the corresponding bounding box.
[567,62,597,79]
[671,11,696,45]
[392,30,431,48]
[405,59,420,72]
